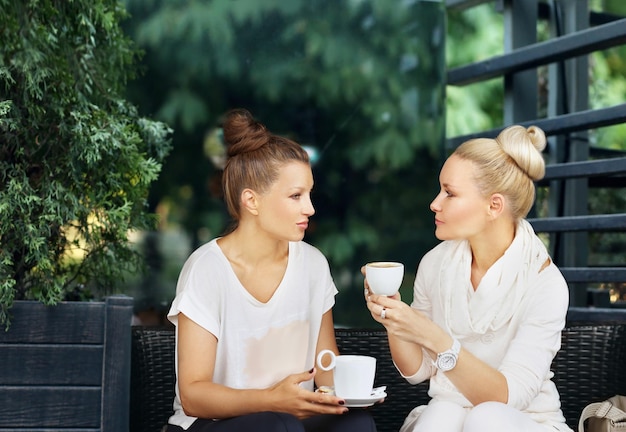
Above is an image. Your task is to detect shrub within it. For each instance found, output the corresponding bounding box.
[0,0,172,325]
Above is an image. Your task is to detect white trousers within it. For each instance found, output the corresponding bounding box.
[404,400,556,432]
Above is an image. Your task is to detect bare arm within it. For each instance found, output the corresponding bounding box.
[367,293,508,405]
[314,309,339,388]
[176,313,348,419]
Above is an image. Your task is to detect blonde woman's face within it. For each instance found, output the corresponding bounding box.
[256,161,315,242]
[429,155,491,241]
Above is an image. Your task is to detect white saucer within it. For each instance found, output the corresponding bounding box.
[344,391,387,408]
[315,385,387,407]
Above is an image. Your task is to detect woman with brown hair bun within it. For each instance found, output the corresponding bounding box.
[166,109,377,432]
[365,125,573,432]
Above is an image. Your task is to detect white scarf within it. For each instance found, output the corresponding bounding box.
[439,219,549,336]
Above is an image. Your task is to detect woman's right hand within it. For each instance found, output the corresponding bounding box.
[266,368,348,419]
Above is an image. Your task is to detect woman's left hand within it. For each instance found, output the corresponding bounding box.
[362,267,439,350]
[363,286,403,327]
[366,290,437,349]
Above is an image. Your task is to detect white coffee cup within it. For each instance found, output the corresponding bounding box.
[316,349,376,399]
[365,261,404,296]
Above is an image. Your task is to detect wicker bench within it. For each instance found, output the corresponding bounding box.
[129,308,626,432]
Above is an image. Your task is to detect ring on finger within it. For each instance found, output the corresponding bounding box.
[380,307,386,319]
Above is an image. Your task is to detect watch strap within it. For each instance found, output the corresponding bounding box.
[433,338,461,371]
[448,338,461,355]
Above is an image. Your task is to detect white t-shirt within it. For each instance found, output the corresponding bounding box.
[167,239,338,429]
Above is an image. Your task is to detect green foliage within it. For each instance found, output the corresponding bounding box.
[127,0,446,153]
[445,3,505,136]
[122,0,446,325]
[0,0,172,325]
[123,0,626,324]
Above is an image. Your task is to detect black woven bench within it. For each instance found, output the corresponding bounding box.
[130,307,626,432]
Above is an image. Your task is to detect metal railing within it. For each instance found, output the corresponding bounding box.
[444,0,626,306]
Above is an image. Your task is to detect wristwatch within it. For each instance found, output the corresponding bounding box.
[434,338,461,372]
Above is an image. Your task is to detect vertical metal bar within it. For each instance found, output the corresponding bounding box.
[547,0,589,306]
[502,0,538,124]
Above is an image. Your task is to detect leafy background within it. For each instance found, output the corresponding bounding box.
[0,0,172,325]
[120,0,626,326]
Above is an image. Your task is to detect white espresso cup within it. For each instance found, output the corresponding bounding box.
[365,261,404,296]
[316,349,376,399]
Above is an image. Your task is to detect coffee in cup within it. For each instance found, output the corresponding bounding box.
[316,350,376,399]
[365,261,404,296]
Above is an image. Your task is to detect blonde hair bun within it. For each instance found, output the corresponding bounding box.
[453,124,548,219]
[496,125,546,182]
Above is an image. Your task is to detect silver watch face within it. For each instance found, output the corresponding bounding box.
[437,353,457,371]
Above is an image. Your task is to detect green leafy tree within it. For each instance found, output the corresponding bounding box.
[0,0,172,325]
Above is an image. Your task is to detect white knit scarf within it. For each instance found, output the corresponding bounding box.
[439,219,549,336]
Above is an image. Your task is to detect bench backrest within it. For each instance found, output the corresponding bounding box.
[130,318,626,432]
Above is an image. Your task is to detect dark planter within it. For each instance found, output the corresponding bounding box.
[0,295,133,432]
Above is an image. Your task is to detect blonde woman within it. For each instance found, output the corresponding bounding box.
[167,109,377,432]
[365,125,572,432]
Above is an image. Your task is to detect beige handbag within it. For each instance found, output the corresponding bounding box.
[578,396,626,432]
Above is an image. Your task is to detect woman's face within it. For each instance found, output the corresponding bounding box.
[429,154,491,241]
[256,161,315,242]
